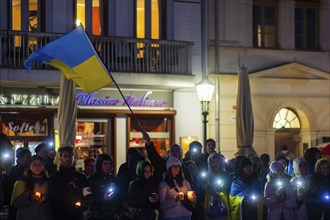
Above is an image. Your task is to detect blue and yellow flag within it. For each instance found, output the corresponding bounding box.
[24,26,112,92]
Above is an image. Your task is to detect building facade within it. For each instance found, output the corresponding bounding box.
[206,0,330,159]
[0,0,204,171]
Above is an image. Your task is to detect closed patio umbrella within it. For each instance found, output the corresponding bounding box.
[58,75,77,147]
[235,65,257,157]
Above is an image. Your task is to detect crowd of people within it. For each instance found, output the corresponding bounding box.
[0,131,329,220]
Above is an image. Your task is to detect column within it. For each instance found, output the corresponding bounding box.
[115,116,127,173]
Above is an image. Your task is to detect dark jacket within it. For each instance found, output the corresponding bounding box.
[44,158,57,177]
[308,172,330,220]
[127,160,159,220]
[48,166,91,220]
[88,172,120,219]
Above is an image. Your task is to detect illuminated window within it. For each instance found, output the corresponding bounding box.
[76,0,86,27]
[136,0,145,38]
[76,0,100,35]
[12,0,21,31]
[273,108,301,129]
[151,0,159,39]
[92,0,100,35]
[253,3,277,48]
[29,0,38,31]
[136,0,160,39]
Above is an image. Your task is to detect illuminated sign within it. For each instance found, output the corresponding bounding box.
[0,90,171,107]
[2,118,48,137]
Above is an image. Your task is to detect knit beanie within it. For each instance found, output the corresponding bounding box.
[269,161,285,173]
[16,147,31,159]
[166,156,181,170]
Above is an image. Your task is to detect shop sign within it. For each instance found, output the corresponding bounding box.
[0,94,59,106]
[2,118,48,136]
[76,92,168,107]
[0,90,171,108]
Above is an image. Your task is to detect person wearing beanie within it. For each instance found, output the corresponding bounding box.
[48,146,92,220]
[126,160,159,219]
[88,154,120,219]
[264,161,296,220]
[35,143,57,176]
[290,157,310,220]
[229,157,263,220]
[142,131,192,185]
[11,154,51,220]
[158,156,193,220]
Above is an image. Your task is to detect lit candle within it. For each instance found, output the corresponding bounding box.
[187,191,195,200]
[178,192,184,197]
[35,192,41,199]
[75,201,81,207]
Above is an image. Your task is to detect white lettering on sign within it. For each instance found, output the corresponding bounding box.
[5,121,45,134]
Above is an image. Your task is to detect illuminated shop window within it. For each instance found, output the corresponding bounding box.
[273,108,301,129]
[75,120,108,158]
[130,117,172,158]
[76,0,100,35]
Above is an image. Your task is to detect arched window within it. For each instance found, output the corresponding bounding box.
[273,108,301,129]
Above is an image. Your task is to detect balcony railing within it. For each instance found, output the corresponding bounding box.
[0,30,193,75]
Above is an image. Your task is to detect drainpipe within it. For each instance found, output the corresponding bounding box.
[214,0,220,152]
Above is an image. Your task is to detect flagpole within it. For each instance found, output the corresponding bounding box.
[107,72,144,132]
[80,26,145,132]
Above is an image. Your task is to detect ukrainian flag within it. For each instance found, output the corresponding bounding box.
[229,177,263,220]
[24,26,112,92]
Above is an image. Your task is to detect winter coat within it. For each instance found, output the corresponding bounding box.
[127,167,160,220]
[88,172,120,219]
[290,157,310,220]
[307,172,330,220]
[11,173,51,220]
[48,166,91,220]
[158,179,192,219]
[264,177,296,220]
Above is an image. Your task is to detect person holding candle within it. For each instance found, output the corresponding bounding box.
[48,146,92,220]
[158,156,194,220]
[11,155,52,220]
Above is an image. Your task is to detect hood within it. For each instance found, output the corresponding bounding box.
[96,154,112,173]
[136,160,151,179]
[293,157,307,177]
[169,144,183,162]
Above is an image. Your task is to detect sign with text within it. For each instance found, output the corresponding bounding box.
[2,117,48,137]
[0,88,173,108]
